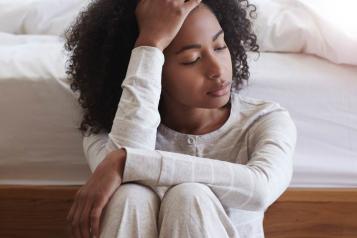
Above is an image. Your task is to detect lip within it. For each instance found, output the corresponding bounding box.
[207,82,231,97]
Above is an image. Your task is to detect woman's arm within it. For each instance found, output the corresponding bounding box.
[83,46,164,172]
[121,110,298,212]
[84,0,203,172]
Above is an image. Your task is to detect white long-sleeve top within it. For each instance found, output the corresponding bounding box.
[83,46,297,237]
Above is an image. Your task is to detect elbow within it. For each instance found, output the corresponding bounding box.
[259,193,271,212]
[245,167,271,211]
[250,185,270,211]
[250,177,291,212]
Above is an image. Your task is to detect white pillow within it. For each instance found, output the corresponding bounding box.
[0,0,89,36]
[251,0,357,65]
[0,32,66,79]
[0,0,38,34]
[23,0,90,36]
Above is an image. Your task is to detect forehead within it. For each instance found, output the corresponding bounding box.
[165,4,223,52]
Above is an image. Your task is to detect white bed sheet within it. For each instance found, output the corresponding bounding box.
[0,35,91,185]
[0,38,356,187]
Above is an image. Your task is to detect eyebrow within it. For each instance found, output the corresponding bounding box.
[175,29,224,55]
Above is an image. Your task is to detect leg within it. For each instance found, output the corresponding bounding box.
[158,183,239,238]
[99,182,160,238]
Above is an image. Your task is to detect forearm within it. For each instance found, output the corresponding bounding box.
[121,146,292,211]
[107,46,164,151]
[83,46,165,172]
[121,111,297,211]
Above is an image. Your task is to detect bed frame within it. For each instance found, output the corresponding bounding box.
[0,185,356,238]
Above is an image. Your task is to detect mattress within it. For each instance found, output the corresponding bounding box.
[0,36,356,188]
[0,34,90,185]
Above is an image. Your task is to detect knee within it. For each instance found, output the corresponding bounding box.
[106,183,159,210]
[161,183,211,210]
[159,184,237,237]
[99,183,160,237]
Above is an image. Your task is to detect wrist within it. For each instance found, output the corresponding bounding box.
[107,149,126,177]
[134,37,164,51]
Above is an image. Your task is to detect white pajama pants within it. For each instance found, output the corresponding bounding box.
[99,182,240,238]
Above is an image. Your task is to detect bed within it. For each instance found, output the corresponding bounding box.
[0,0,356,237]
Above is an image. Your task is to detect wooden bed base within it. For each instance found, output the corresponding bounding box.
[0,185,356,238]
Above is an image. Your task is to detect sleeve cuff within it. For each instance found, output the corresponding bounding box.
[122,146,162,184]
[125,46,165,84]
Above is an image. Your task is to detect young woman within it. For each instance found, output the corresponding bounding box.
[65,0,297,237]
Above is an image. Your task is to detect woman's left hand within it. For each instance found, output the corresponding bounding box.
[67,148,127,238]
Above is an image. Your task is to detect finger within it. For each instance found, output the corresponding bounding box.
[72,191,86,238]
[67,188,83,221]
[69,202,81,238]
[67,200,77,222]
[67,198,81,238]
[79,199,93,238]
[67,187,83,235]
[73,209,83,238]
[91,197,110,238]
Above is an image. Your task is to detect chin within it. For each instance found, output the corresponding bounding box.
[202,92,231,109]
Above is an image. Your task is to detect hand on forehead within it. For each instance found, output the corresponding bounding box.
[135,0,203,51]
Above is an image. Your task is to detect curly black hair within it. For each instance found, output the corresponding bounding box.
[65,0,259,136]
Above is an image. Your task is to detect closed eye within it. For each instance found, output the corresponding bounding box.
[214,45,228,51]
[182,57,200,65]
[181,45,228,66]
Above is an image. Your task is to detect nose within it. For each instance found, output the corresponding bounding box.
[206,54,223,80]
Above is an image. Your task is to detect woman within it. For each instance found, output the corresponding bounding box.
[65,0,297,237]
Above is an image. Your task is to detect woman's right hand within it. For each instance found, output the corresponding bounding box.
[135,0,202,51]
[67,149,127,238]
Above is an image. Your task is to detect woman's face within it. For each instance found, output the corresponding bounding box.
[162,4,233,110]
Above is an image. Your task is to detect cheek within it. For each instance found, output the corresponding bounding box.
[163,72,199,96]
[163,64,201,93]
